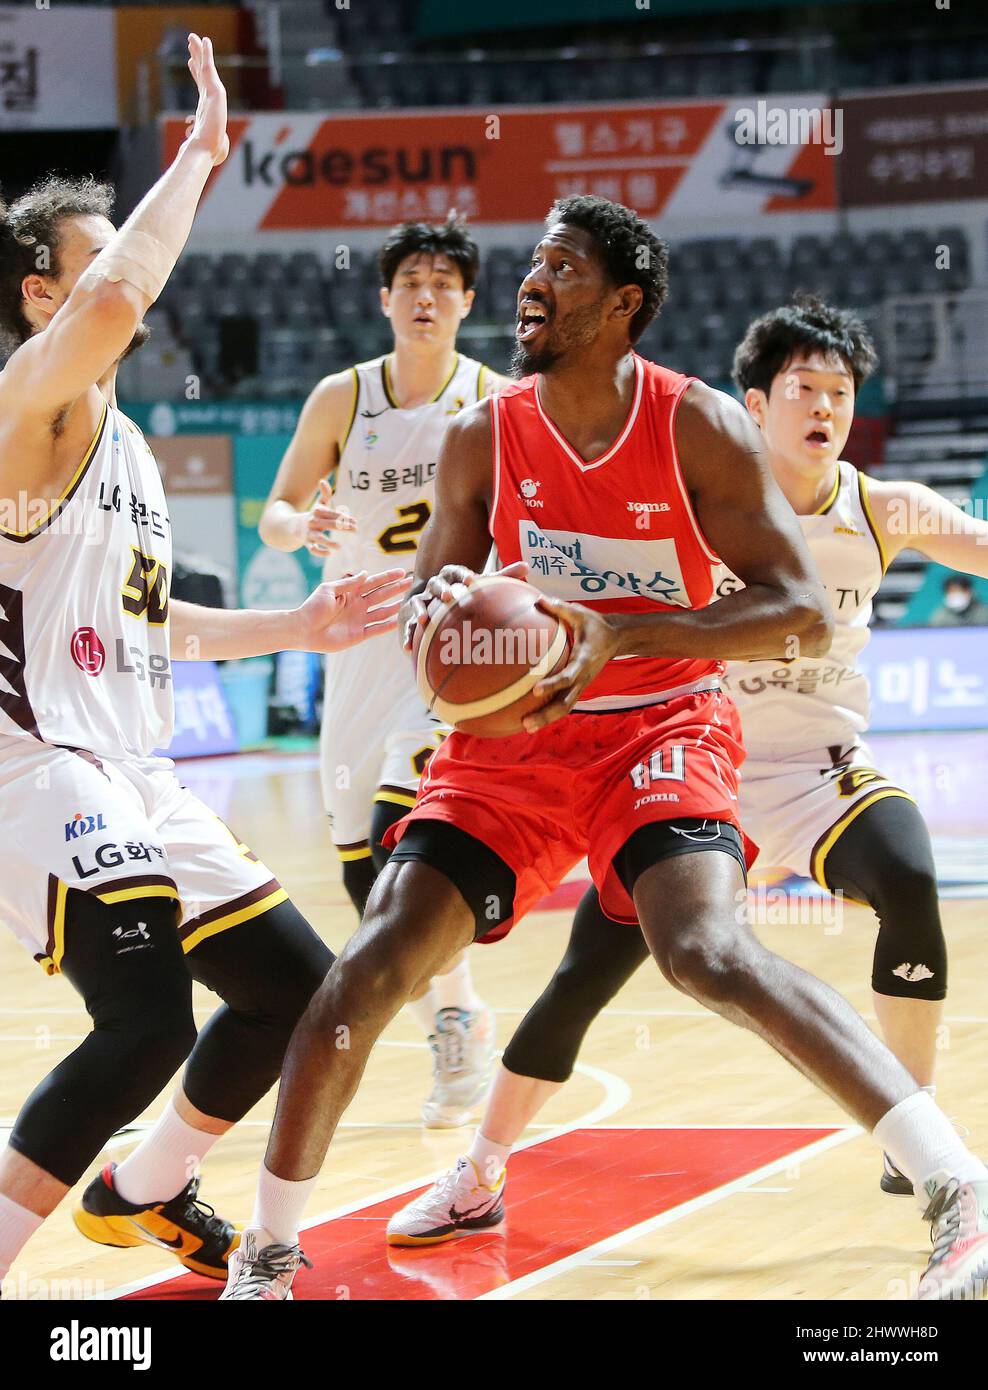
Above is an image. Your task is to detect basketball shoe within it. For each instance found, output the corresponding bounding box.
[219,1230,311,1300]
[917,1179,988,1300]
[881,1152,914,1196]
[73,1162,239,1279]
[386,1156,506,1246]
[421,1004,496,1129]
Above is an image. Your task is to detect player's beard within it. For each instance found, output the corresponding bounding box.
[509,297,606,378]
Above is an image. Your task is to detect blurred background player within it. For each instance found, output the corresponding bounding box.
[0,36,409,1288]
[388,292,988,1245]
[258,218,510,1127]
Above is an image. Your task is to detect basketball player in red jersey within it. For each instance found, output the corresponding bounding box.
[225,197,988,1301]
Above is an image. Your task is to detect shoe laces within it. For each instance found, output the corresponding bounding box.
[227,1243,312,1299]
[428,1160,476,1205]
[923,1179,962,1265]
[430,1010,468,1076]
[161,1177,229,1242]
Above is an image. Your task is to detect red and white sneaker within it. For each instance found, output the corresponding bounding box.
[917,1179,988,1300]
[386,1157,506,1247]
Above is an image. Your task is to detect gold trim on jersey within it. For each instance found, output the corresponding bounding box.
[374,788,417,810]
[336,839,372,861]
[0,399,109,543]
[857,469,889,574]
[810,786,915,897]
[813,468,841,517]
[476,364,487,400]
[339,366,360,454]
[179,882,288,955]
[382,354,460,409]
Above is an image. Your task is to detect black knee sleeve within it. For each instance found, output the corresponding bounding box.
[388,818,517,940]
[501,887,650,1083]
[370,799,409,875]
[341,855,377,917]
[183,899,334,1121]
[822,796,946,1002]
[9,893,195,1186]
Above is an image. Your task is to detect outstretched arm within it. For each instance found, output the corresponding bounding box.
[867,477,988,577]
[0,35,228,423]
[169,569,411,662]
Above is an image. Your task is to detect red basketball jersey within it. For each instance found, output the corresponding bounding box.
[489,354,722,707]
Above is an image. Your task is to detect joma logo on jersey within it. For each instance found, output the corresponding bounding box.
[627,501,670,513]
[65,812,107,842]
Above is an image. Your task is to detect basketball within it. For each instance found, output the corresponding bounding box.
[413,575,571,737]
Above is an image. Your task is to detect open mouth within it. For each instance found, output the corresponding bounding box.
[804,429,831,448]
[413,314,435,326]
[517,301,550,342]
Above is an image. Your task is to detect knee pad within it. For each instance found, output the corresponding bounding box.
[9,893,196,1184]
[341,854,377,917]
[824,797,946,1003]
[370,798,409,875]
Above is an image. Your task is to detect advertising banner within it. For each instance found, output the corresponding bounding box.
[161,93,838,231]
[0,6,117,129]
[840,84,988,207]
[861,626,988,732]
[159,661,239,758]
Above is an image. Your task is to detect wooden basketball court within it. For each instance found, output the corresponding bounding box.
[2,732,985,1302]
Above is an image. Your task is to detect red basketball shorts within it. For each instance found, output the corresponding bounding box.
[384,687,755,940]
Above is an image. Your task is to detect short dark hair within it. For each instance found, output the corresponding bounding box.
[377,214,479,292]
[0,174,114,351]
[545,194,668,343]
[733,293,879,396]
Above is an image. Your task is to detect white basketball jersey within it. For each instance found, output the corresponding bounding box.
[719,460,885,758]
[326,353,488,580]
[0,399,173,760]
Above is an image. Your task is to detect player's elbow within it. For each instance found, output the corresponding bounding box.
[792,598,834,658]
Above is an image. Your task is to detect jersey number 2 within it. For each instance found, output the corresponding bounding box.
[377,502,431,555]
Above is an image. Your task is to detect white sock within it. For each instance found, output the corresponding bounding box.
[406,989,436,1036]
[466,1131,512,1188]
[873,1090,988,1210]
[0,1193,45,1282]
[114,1098,222,1206]
[432,957,480,1014]
[250,1164,317,1248]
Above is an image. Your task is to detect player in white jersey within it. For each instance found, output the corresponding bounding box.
[259,219,510,1127]
[387,295,988,1293]
[0,35,410,1292]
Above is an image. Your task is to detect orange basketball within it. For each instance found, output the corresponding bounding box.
[413,576,572,737]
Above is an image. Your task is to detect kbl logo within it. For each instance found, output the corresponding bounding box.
[65,812,107,842]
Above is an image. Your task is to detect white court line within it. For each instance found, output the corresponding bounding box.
[100,1057,631,1301]
[476,1126,861,1301]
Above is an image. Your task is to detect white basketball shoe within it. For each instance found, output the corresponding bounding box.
[917,1179,988,1300]
[219,1229,310,1301]
[386,1156,506,1247]
[421,1004,496,1129]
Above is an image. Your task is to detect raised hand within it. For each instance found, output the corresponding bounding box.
[185,34,230,167]
[300,479,357,559]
